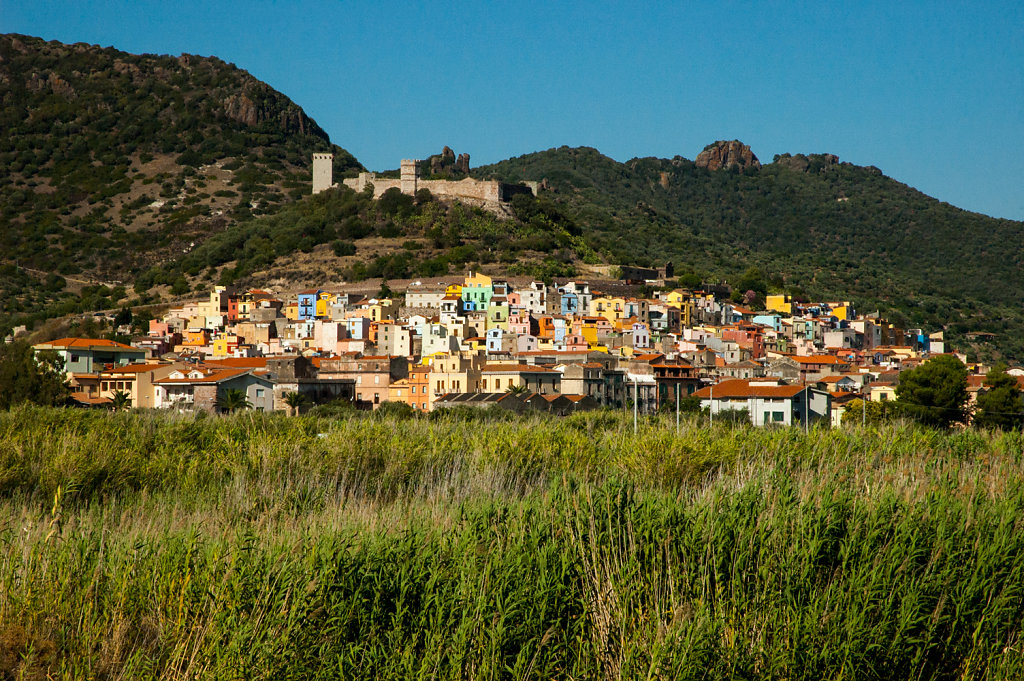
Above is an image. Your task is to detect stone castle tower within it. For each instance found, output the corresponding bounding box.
[400,159,420,194]
[312,153,334,194]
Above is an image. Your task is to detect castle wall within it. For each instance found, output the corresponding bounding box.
[336,157,534,216]
[342,174,507,203]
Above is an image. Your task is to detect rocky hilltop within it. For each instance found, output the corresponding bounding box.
[694,140,761,171]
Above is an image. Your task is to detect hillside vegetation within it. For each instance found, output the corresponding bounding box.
[1,407,1023,678]
[477,147,1024,359]
[0,34,358,319]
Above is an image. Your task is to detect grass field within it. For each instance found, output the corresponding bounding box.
[1,407,1022,679]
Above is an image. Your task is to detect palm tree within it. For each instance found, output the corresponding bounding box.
[505,384,530,396]
[110,390,131,411]
[283,391,308,416]
[217,388,252,413]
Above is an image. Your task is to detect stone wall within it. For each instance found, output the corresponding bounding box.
[193,384,219,413]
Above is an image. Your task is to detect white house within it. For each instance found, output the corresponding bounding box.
[693,378,830,427]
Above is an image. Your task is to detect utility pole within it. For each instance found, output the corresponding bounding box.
[675,383,680,434]
[633,376,638,435]
[804,384,809,434]
[709,382,714,426]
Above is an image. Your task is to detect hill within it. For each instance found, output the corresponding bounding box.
[475,144,1024,359]
[0,34,359,322]
[4,33,1023,360]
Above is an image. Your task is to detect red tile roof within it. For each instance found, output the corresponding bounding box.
[205,358,268,368]
[37,337,138,351]
[793,354,845,365]
[693,379,806,399]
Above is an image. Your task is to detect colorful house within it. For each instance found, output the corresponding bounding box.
[297,289,321,321]
[33,338,148,375]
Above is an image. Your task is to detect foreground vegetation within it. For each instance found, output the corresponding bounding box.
[1,407,1023,679]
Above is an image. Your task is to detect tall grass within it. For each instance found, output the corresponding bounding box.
[1,406,1022,679]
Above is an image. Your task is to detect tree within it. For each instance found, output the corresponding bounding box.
[170,275,190,296]
[840,398,897,427]
[216,388,251,413]
[283,391,308,416]
[110,390,131,411]
[0,342,69,410]
[974,365,1024,431]
[113,306,132,328]
[378,279,394,299]
[505,384,530,396]
[895,355,969,428]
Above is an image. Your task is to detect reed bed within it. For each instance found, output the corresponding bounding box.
[0,406,1022,679]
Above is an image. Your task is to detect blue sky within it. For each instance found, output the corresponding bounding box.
[5,2,1023,220]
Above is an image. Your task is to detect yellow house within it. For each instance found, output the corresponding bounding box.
[462,336,487,352]
[362,298,401,323]
[869,384,897,402]
[284,302,299,321]
[590,296,627,324]
[445,283,463,298]
[211,334,241,357]
[663,290,694,327]
[831,303,851,321]
[464,272,492,288]
[765,294,792,315]
[315,292,336,319]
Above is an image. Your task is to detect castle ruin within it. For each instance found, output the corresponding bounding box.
[312,153,537,216]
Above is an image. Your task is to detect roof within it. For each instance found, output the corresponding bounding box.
[36,337,140,351]
[818,375,856,384]
[101,363,167,375]
[792,355,845,365]
[481,363,560,373]
[70,392,112,406]
[693,379,806,399]
[205,358,268,368]
[154,368,252,385]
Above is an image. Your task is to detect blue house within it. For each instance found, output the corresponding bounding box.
[297,288,321,321]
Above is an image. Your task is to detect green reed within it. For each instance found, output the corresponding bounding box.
[0,406,1022,679]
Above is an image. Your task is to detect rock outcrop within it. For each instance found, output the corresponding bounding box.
[221,89,318,136]
[773,153,840,173]
[428,146,471,176]
[695,140,760,171]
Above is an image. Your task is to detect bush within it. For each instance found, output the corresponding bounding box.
[331,240,356,257]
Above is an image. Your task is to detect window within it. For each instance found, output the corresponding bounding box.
[101,382,109,391]
[374,393,380,404]
[773,411,785,422]
[256,389,264,398]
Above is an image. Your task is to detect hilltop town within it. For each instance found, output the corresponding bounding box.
[32,270,1011,427]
